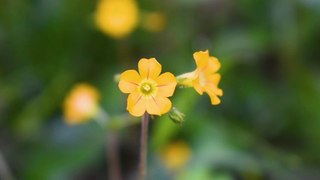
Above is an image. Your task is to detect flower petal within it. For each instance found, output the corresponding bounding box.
[206,87,222,105]
[146,96,172,115]
[206,74,223,96]
[138,58,162,80]
[127,90,146,117]
[204,57,221,73]
[156,72,177,97]
[193,50,209,69]
[208,93,221,105]
[216,88,223,96]
[207,73,221,85]
[192,77,204,95]
[145,98,161,115]
[119,70,141,93]
[205,84,223,96]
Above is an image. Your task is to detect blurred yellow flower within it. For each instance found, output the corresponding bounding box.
[63,84,100,125]
[192,50,223,105]
[161,141,191,171]
[95,0,139,38]
[118,58,177,117]
[177,50,223,105]
[141,12,166,32]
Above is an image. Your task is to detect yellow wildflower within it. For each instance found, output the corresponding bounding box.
[177,50,223,105]
[118,58,177,117]
[161,141,191,171]
[95,0,139,38]
[63,84,100,125]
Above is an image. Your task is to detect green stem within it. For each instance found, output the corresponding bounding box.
[139,113,149,180]
[106,131,122,180]
[0,151,15,180]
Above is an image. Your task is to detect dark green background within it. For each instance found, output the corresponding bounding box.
[1,0,320,179]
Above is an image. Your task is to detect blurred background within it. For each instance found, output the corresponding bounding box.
[1,0,320,179]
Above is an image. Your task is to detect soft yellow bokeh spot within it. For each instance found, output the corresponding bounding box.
[161,141,192,171]
[95,0,139,39]
[63,83,100,125]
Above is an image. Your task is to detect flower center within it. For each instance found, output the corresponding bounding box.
[139,81,156,96]
[142,83,151,92]
[199,72,206,87]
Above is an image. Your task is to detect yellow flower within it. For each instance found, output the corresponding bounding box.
[95,0,139,39]
[63,84,100,125]
[192,50,223,104]
[118,58,177,117]
[177,50,223,105]
[161,141,191,171]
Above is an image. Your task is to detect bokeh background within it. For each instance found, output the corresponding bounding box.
[1,0,320,179]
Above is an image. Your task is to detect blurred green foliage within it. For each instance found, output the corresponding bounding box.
[1,0,320,179]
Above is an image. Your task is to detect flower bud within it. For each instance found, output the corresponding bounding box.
[168,107,185,125]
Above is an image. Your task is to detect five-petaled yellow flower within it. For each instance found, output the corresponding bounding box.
[177,50,223,105]
[63,84,100,125]
[95,0,139,39]
[118,58,177,117]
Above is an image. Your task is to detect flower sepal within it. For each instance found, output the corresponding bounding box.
[168,107,185,125]
[176,71,196,88]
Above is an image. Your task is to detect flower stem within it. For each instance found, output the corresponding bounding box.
[139,113,149,180]
[106,131,122,180]
[0,151,15,180]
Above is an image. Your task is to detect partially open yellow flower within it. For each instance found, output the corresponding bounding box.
[118,58,177,117]
[192,50,223,105]
[177,50,223,105]
[63,84,100,125]
[95,0,139,38]
[161,141,191,171]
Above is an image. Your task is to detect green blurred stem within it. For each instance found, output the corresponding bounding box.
[0,151,15,180]
[139,113,149,180]
[96,112,142,179]
[106,131,122,180]
[94,109,123,180]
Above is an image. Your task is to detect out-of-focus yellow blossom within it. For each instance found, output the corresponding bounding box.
[95,0,139,38]
[141,12,166,32]
[118,58,177,117]
[63,84,100,125]
[177,50,223,105]
[161,141,191,171]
